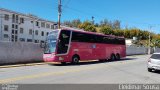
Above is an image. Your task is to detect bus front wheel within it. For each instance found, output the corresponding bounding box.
[72,55,79,64]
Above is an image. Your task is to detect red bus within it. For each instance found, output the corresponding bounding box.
[42,28,126,64]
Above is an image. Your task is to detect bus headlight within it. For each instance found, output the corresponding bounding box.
[59,57,64,61]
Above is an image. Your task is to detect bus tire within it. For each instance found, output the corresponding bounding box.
[72,55,80,64]
[116,54,120,60]
[148,68,152,72]
[110,54,116,61]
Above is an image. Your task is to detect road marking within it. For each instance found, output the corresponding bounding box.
[0,66,102,83]
[0,60,98,69]
[0,62,62,68]
[0,63,48,68]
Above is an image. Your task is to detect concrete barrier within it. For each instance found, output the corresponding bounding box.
[155,48,160,53]
[0,41,43,64]
[126,46,147,55]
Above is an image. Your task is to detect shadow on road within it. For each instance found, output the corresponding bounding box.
[151,70,160,74]
[49,57,137,66]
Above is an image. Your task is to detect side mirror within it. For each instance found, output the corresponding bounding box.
[40,42,46,48]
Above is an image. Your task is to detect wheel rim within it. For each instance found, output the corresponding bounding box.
[73,57,79,63]
[111,55,115,60]
[116,54,120,60]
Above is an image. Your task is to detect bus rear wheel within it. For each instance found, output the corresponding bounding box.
[72,55,79,64]
[110,54,116,61]
[116,54,120,60]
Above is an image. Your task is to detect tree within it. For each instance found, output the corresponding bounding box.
[63,20,72,27]
[112,20,121,29]
[130,28,140,38]
[63,19,81,28]
[123,29,131,38]
[78,21,97,32]
[99,25,113,35]
[100,19,112,27]
[114,29,124,36]
[71,19,81,27]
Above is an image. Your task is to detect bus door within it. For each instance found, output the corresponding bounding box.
[57,30,71,54]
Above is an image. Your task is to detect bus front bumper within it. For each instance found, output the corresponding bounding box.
[43,54,59,62]
[43,54,67,62]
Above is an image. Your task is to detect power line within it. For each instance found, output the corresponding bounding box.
[62,0,71,13]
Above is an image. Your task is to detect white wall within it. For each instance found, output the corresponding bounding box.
[126,46,147,55]
[0,41,43,64]
[155,48,160,53]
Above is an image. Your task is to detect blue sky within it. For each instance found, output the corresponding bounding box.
[0,0,160,34]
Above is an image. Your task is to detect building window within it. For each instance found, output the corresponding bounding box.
[4,14,9,21]
[11,35,14,42]
[20,18,24,23]
[29,29,32,35]
[35,30,38,35]
[51,25,54,29]
[16,15,18,23]
[46,32,49,36]
[31,21,33,23]
[41,40,44,43]
[20,28,24,34]
[19,38,25,42]
[4,25,9,31]
[15,36,18,41]
[12,30,14,34]
[12,24,14,28]
[36,21,39,26]
[46,24,50,28]
[27,39,32,42]
[15,25,18,29]
[12,14,15,23]
[4,34,9,38]
[35,40,39,43]
[41,31,44,36]
[41,22,45,28]
[15,30,18,34]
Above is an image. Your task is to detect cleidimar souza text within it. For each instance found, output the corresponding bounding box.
[119,84,160,90]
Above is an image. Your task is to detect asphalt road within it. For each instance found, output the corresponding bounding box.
[0,55,160,84]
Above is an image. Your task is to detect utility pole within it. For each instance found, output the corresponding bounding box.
[92,16,94,25]
[58,0,62,29]
[148,26,152,55]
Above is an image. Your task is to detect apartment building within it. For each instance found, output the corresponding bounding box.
[0,8,58,43]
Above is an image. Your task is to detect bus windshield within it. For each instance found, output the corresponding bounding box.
[44,30,59,54]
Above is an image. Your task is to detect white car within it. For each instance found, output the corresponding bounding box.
[147,53,160,72]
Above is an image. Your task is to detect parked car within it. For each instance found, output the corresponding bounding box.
[147,53,160,72]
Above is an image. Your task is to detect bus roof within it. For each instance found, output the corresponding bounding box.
[55,27,125,39]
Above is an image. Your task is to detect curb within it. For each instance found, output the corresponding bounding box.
[0,63,47,68]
